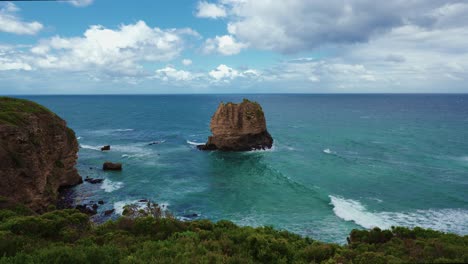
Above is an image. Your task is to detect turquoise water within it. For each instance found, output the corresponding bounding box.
[21,94,468,243]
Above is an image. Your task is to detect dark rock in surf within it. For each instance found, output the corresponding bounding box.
[103,162,122,171]
[101,145,110,151]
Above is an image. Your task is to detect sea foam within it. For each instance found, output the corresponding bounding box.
[100,179,123,193]
[330,195,468,234]
[323,148,335,154]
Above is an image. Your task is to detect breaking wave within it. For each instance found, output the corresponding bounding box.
[100,179,123,193]
[186,140,204,146]
[330,195,468,235]
[80,144,101,151]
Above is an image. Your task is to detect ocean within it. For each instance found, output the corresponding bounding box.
[19,94,468,243]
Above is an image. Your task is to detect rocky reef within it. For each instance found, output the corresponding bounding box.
[0,97,82,212]
[198,99,273,151]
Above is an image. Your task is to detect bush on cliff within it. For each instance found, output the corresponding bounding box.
[0,205,467,263]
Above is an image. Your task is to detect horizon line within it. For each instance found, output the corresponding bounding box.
[3,92,468,96]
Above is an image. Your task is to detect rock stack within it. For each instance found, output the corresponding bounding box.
[198,99,273,151]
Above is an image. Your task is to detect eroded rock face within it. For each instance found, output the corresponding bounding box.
[198,99,273,151]
[0,97,82,212]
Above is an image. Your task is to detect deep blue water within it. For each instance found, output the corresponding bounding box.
[19,94,468,243]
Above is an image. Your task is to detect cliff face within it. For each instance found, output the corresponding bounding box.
[198,99,273,151]
[0,97,82,212]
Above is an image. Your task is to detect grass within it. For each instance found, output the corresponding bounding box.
[0,97,54,126]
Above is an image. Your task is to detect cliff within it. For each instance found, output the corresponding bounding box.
[198,99,273,151]
[0,97,82,212]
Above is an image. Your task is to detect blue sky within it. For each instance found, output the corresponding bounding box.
[0,0,467,94]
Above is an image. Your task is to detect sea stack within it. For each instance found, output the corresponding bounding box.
[198,99,273,151]
[0,97,82,212]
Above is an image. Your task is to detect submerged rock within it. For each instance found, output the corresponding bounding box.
[0,97,82,212]
[103,162,122,171]
[198,99,273,151]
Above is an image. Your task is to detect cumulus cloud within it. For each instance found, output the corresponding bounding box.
[196,1,226,19]
[67,0,94,7]
[155,66,199,81]
[208,64,259,81]
[203,35,247,55]
[28,21,198,76]
[198,0,468,54]
[182,59,193,66]
[0,2,43,35]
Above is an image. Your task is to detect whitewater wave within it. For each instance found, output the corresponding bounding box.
[80,144,101,151]
[115,128,134,132]
[186,140,204,146]
[100,179,123,193]
[323,148,336,155]
[77,136,82,140]
[330,195,468,234]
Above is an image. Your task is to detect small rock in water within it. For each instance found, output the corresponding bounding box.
[84,176,104,184]
[103,162,122,171]
[98,200,104,205]
[138,199,148,203]
[101,145,111,151]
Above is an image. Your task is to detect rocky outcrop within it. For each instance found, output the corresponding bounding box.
[0,97,82,212]
[101,145,110,151]
[103,162,122,171]
[198,99,273,151]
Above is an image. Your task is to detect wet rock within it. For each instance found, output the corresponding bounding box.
[103,162,122,171]
[84,177,104,184]
[75,204,98,215]
[183,213,199,218]
[101,145,110,151]
[104,209,115,216]
[98,200,104,205]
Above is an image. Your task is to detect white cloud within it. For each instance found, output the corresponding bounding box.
[0,58,31,71]
[196,1,227,19]
[201,0,468,54]
[28,21,197,75]
[203,35,247,55]
[209,64,239,80]
[182,59,192,66]
[208,64,259,82]
[68,0,94,7]
[0,3,43,35]
[155,66,199,81]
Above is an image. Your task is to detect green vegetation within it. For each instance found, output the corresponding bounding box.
[0,202,466,263]
[0,97,54,126]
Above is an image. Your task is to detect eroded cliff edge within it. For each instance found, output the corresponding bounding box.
[198,99,273,151]
[0,97,82,212]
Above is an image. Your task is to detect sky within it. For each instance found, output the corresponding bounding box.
[0,0,467,94]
